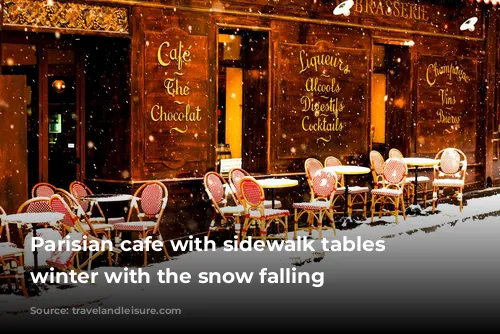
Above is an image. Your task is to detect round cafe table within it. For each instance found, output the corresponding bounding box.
[323,165,371,226]
[80,194,133,224]
[1,212,64,274]
[402,158,440,216]
[257,178,298,209]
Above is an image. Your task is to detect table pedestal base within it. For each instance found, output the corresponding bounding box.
[339,216,356,227]
[405,204,428,216]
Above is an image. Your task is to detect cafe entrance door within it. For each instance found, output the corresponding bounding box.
[371,42,411,157]
[1,34,83,192]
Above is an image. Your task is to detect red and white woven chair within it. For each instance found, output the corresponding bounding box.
[304,158,323,196]
[31,182,57,198]
[69,181,125,225]
[239,176,289,243]
[370,158,408,224]
[0,206,6,242]
[369,150,385,189]
[10,197,54,245]
[49,194,120,268]
[0,242,28,297]
[325,156,369,219]
[228,168,281,209]
[432,148,467,213]
[293,169,338,240]
[113,181,169,266]
[204,171,244,243]
[389,148,430,207]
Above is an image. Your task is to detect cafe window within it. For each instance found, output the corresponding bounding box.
[217,27,269,173]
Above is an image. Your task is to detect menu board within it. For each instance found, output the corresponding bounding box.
[144,28,208,168]
[416,55,478,154]
[276,42,367,159]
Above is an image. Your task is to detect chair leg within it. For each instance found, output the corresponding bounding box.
[307,213,313,236]
[157,232,170,260]
[317,211,323,240]
[284,216,288,240]
[401,195,406,220]
[293,209,298,240]
[362,193,367,220]
[432,186,437,213]
[114,231,121,264]
[141,232,148,266]
[370,195,376,223]
[459,187,463,212]
[394,197,400,225]
[423,183,427,208]
[347,194,353,217]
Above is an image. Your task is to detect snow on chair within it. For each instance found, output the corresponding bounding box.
[204,172,244,243]
[229,168,281,209]
[304,158,323,198]
[0,242,28,297]
[432,148,467,213]
[31,182,57,198]
[370,158,408,225]
[55,188,113,240]
[293,169,338,240]
[69,181,125,225]
[13,197,54,245]
[239,176,289,243]
[325,156,369,219]
[113,181,170,266]
[48,194,119,268]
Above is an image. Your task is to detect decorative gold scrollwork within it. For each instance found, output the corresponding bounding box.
[3,0,129,34]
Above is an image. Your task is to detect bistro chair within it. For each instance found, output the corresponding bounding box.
[388,148,430,207]
[55,188,113,240]
[293,169,337,240]
[325,156,369,219]
[31,182,57,198]
[304,158,324,197]
[432,148,467,213]
[69,181,125,225]
[369,150,385,189]
[228,168,281,209]
[370,158,408,224]
[204,171,244,243]
[239,176,289,243]
[113,181,170,266]
[0,242,28,297]
[12,197,54,246]
[48,194,119,268]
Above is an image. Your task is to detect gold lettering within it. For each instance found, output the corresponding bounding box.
[157,42,171,67]
[150,104,162,122]
[164,78,190,97]
[401,2,408,18]
[437,109,460,124]
[393,1,401,17]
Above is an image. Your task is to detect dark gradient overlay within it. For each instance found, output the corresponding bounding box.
[1,214,499,333]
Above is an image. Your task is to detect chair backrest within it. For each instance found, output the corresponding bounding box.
[0,205,6,217]
[369,150,385,185]
[31,183,57,198]
[69,181,92,212]
[324,156,343,185]
[388,148,404,159]
[310,170,337,201]
[17,197,52,214]
[48,194,84,233]
[128,181,168,224]
[228,168,250,202]
[204,172,238,217]
[239,176,264,212]
[435,148,467,179]
[381,158,408,187]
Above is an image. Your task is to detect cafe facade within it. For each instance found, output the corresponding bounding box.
[0,0,499,235]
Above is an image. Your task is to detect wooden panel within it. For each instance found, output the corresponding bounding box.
[144,27,209,175]
[416,54,478,160]
[275,41,368,160]
[0,75,28,213]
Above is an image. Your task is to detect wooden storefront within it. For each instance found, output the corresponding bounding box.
[0,0,499,238]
